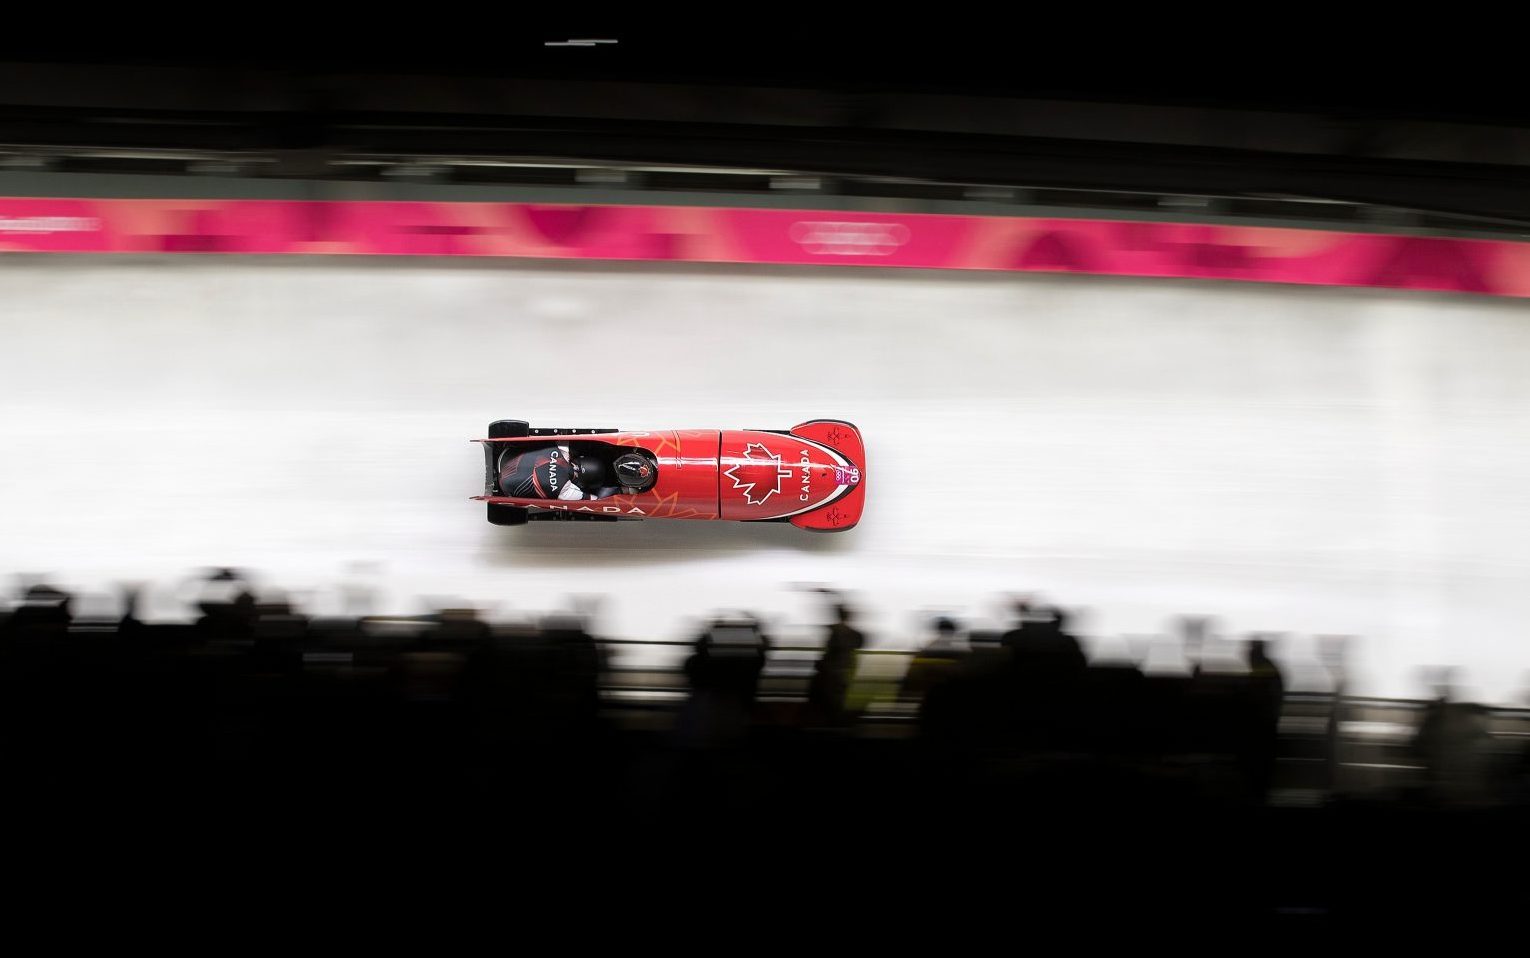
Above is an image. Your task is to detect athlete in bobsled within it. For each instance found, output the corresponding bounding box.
[498,445,657,501]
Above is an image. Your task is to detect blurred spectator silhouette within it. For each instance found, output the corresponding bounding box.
[1410,668,1494,807]
[998,602,1088,754]
[539,611,606,741]
[678,615,767,750]
[1317,635,1352,798]
[805,593,865,727]
[1180,615,1212,677]
[1008,605,1088,676]
[192,567,258,645]
[1244,634,1287,804]
[901,615,964,703]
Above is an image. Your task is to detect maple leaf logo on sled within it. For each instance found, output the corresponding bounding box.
[723,442,793,506]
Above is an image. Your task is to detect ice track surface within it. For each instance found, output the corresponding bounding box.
[4,256,1530,702]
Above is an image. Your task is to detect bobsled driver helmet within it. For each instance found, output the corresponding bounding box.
[574,454,606,488]
[613,452,657,491]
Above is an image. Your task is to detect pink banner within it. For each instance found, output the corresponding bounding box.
[3,197,1527,297]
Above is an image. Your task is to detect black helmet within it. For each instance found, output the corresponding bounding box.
[575,454,607,488]
[613,452,657,491]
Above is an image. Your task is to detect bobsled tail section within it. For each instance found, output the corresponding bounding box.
[787,420,865,532]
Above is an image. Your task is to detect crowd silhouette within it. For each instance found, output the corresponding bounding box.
[4,566,1529,920]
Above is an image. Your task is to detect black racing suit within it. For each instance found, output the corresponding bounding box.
[498,445,582,500]
[498,445,623,500]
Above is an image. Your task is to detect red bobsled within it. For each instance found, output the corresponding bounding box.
[472,419,865,532]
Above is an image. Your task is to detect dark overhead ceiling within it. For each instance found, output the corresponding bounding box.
[1,28,1526,223]
[0,23,1516,121]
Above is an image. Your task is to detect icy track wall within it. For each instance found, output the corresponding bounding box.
[3,255,1530,704]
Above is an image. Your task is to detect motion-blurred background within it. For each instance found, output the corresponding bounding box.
[3,31,1529,921]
